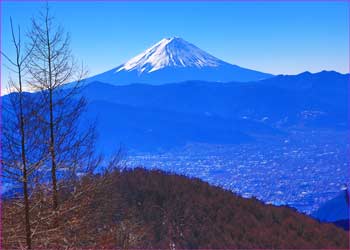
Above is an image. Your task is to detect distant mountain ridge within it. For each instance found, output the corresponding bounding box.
[79,70,348,152]
[85,37,273,85]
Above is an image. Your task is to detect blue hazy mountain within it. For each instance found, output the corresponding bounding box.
[312,189,349,222]
[78,70,348,152]
[84,37,273,85]
[312,188,349,230]
[83,70,348,126]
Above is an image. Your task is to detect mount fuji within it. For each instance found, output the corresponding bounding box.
[85,37,273,85]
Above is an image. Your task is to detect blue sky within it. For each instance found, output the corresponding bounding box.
[1,1,349,90]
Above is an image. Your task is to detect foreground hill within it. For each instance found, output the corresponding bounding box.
[74,169,349,248]
[3,168,348,249]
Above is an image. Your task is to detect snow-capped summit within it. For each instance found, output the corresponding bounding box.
[116,37,223,73]
[86,37,273,85]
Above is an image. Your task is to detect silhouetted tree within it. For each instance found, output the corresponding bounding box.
[1,17,46,250]
[25,5,100,244]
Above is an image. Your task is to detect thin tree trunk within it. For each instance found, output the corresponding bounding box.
[45,11,59,214]
[19,74,32,250]
[16,25,32,250]
[49,88,58,213]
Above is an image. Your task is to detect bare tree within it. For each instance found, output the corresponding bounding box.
[1,18,46,250]
[2,5,109,248]
[26,4,99,236]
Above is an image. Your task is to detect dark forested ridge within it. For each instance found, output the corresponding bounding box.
[4,168,347,249]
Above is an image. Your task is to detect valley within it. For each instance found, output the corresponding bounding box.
[126,129,349,214]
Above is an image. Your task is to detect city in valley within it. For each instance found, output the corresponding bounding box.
[128,129,349,214]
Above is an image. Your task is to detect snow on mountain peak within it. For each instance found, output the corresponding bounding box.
[85,37,273,85]
[116,37,224,73]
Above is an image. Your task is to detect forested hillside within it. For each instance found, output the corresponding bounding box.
[4,168,348,249]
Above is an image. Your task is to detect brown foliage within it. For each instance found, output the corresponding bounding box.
[3,168,349,249]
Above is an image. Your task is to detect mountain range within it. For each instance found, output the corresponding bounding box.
[80,70,348,153]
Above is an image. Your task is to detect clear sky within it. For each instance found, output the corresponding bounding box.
[1,1,349,91]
